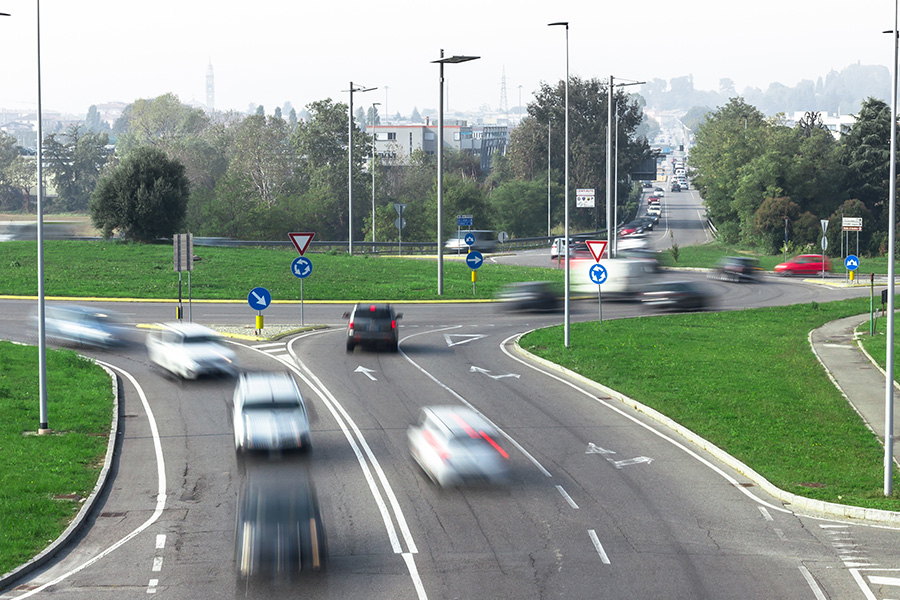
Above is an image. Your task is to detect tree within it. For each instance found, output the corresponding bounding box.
[488,179,560,238]
[410,107,422,123]
[90,146,190,242]
[226,114,294,207]
[841,97,895,224]
[753,196,800,254]
[43,125,110,212]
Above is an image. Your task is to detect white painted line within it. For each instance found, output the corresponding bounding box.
[14,364,167,599]
[588,530,610,564]
[155,534,166,550]
[402,553,428,600]
[871,577,900,587]
[774,528,787,541]
[850,569,880,600]
[147,578,159,594]
[253,342,284,349]
[819,524,850,529]
[151,556,163,572]
[444,333,487,347]
[798,566,828,600]
[758,506,773,521]
[555,485,579,509]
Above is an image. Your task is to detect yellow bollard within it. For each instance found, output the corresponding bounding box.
[849,270,855,282]
[175,305,183,320]
[255,314,263,331]
[471,270,477,282]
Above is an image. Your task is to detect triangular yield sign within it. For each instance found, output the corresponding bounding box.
[586,240,607,262]
[288,232,315,256]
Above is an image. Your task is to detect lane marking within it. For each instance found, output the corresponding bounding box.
[444,333,486,347]
[151,556,163,572]
[147,578,159,594]
[155,534,166,550]
[758,506,773,521]
[402,552,428,600]
[555,485,579,509]
[798,566,829,600]
[588,529,610,564]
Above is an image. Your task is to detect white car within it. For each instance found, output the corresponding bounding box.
[408,406,509,487]
[146,322,237,379]
[232,371,312,453]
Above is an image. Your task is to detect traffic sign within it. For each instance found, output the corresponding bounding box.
[498,231,509,244]
[288,232,315,256]
[393,203,407,216]
[457,214,473,227]
[395,218,406,230]
[820,219,829,233]
[842,217,862,232]
[248,287,271,310]
[291,256,312,279]
[576,188,596,208]
[585,240,608,262]
[466,251,484,270]
[588,263,608,285]
[845,255,859,271]
[821,237,828,251]
[464,232,476,246]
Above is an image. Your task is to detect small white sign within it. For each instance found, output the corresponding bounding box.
[576,188,596,208]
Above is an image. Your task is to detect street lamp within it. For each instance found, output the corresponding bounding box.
[371,102,380,244]
[344,82,377,256]
[883,5,898,497]
[432,50,479,295]
[606,77,644,255]
[548,22,570,347]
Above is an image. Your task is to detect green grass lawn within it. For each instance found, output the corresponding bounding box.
[0,342,113,575]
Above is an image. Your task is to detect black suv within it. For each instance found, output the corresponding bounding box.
[712,256,762,282]
[343,303,402,352]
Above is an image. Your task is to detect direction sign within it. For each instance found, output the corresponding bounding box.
[247,287,271,310]
[457,214,473,227]
[466,251,484,270]
[464,232,476,246]
[288,232,315,256]
[842,216,862,232]
[845,255,859,271]
[588,263,608,285]
[585,240,608,262]
[576,188,596,208]
[291,256,313,279]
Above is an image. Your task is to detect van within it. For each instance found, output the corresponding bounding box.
[570,257,656,298]
[445,230,498,253]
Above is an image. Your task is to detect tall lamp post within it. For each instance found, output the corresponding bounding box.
[344,82,376,256]
[549,22,570,347]
[432,50,479,295]
[371,102,381,244]
[884,5,898,497]
[606,77,643,254]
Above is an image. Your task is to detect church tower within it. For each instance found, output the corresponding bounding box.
[206,61,215,113]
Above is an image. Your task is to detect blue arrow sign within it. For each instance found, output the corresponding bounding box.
[248,287,271,310]
[466,250,484,270]
[845,255,859,271]
[589,263,608,285]
[291,256,313,279]
[464,232,476,246]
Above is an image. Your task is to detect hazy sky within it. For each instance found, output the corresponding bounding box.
[0,0,895,118]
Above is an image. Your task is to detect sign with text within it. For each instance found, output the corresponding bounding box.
[173,233,193,272]
[842,217,862,232]
[576,188,595,208]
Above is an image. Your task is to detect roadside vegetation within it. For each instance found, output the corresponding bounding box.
[0,342,113,575]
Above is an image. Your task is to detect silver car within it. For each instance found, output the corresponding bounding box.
[42,304,132,348]
[146,322,237,379]
[233,371,312,453]
[408,406,509,487]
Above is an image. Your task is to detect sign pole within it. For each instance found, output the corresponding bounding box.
[300,278,304,327]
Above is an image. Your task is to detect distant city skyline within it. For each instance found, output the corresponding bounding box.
[0,0,895,119]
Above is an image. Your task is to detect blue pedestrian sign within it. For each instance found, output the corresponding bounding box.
[291,256,313,279]
[248,287,271,310]
[589,263,608,285]
[845,255,859,271]
[466,251,484,270]
[464,232,476,246]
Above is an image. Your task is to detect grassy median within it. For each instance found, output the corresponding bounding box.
[0,342,113,576]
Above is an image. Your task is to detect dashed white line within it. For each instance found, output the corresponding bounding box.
[555,485,579,509]
[147,578,159,594]
[151,556,163,572]
[588,530,610,564]
[758,506,773,521]
[155,534,166,550]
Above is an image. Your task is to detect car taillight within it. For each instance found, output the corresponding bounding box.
[348,318,354,330]
[480,431,510,459]
[391,320,396,329]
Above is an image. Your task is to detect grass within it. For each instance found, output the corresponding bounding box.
[520,297,900,511]
[0,342,113,575]
[0,240,564,301]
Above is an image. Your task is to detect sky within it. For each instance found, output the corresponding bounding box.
[0,0,896,119]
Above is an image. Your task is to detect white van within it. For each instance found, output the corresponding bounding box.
[570,257,656,298]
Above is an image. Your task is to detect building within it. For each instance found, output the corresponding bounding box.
[370,120,507,171]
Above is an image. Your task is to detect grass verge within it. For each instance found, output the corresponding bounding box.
[520,296,900,511]
[0,342,113,575]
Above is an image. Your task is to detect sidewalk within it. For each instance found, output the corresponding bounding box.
[810,314,900,468]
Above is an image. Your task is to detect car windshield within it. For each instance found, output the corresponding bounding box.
[244,401,301,411]
[183,335,222,344]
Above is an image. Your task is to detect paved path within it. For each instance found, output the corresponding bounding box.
[810,313,900,468]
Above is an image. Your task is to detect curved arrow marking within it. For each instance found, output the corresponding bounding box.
[470,365,520,379]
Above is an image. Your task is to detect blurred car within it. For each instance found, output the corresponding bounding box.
[42,304,132,348]
[774,254,830,276]
[712,256,762,282]
[642,281,712,311]
[496,281,561,312]
[654,186,664,192]
[146,322,237,379]
[647,204,661,216]
[647,196,660,204]
[343,303,402,352]
[234,473,326,582]
[233,371,311,453]
[408,406,510,487]
[670,182,681,192]
[444,230,498,253]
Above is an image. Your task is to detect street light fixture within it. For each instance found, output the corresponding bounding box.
[371,102,380,244]
[548,22,570,347]
[432,50,479,295]
[343,82,377,256]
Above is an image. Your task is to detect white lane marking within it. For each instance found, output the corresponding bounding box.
[586,443,615,455]
[402,326,552,477]
[444,333,486,346]
[611,456,653,469]
[555,485,579,509]
[758,506,773,521]
[252,342,284,349]
[588,529,610,564]
[470,365,520,379]
[869,575,900,587]
[798,566,828,600]
[850,570,880,600]
[155,534,166,549]
[151,556,163,572]
[14,363,167,599]
[402,553,428,600]
[355,365,378,381]
[147,578,159,594]
[774,528,787,541]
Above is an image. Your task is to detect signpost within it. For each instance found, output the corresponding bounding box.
[394,204,407,255]
[455,214,473,256]
[586,240,609,322]
[248,286,271,333]
[173,233,193,321]
[466,250,483,296]
[288,232,315,326]
[842,217,862,262]
[821,220,829,279]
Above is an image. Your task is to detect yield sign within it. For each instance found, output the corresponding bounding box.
[288,232,315,256]
[586,240,608,262]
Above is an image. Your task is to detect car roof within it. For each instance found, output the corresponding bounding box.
[422,406,496,436]
[238,372,302,406]
[156,322,221,337]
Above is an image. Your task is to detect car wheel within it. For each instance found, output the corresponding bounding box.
[346,341,355,353]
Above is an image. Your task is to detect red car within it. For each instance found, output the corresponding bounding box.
[774,254,830,276]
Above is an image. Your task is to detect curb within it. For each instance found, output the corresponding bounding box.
[0,362,121,591]
[512,338,900,526]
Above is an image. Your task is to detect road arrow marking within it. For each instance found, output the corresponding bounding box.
[470,366,520,379]
[611,456,653,469]
[586,443,616,455]
[354,366,377,381]
[444,333,487,347]
[251,291,267,306]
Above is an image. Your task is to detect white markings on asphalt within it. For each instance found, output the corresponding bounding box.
[354,365,378,381]
[868,575,900,587]
[151,556,163,572]
[588,530,611,564]
[586,443,615,454]
[798,566,829,600]
[555,485,579,509]
[155,534,166,549]
[146,578,159,594]
[469,365,520,379]
[402,553,428,600]
[12,363,168,599]
[820,524,878,568]
[444,333,487,346]
[774,528,787,542]
[584,442,653,469]
[757,506,773,521]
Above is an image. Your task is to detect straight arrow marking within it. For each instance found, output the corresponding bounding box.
[470,366,520,379]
